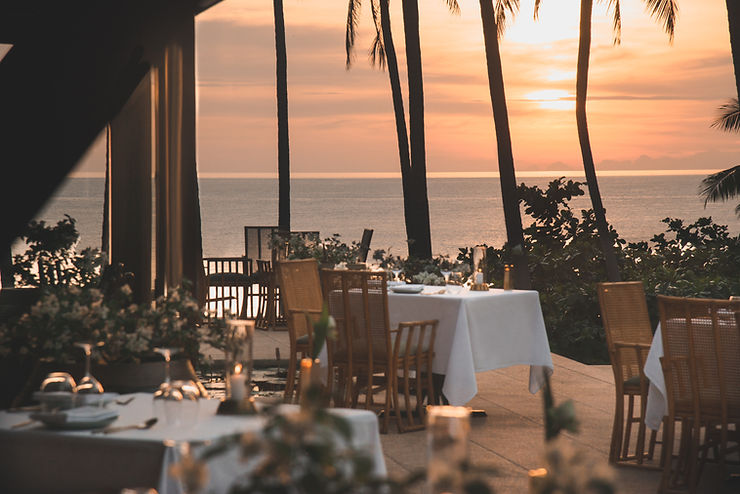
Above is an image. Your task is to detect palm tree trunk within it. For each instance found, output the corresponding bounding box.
[727,0,740,97]
[577,0,621,282]
[478,0,531,289]
[401,0,433,259]
[274,0,290,232]
[379,0,417,255]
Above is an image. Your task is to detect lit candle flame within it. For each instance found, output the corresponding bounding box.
[234,363,242,374]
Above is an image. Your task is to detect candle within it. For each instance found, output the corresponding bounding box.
[230,364,246,401]
[299,358,313,407]
[474,271,484,285]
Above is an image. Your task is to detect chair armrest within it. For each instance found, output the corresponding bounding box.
[612,341,651,351]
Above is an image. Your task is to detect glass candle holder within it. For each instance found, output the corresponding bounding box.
[223,319,255,403]
[426,405,471,494]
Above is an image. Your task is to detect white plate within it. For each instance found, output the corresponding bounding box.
[30,406,120,430]
[33,391,120,410]
[390,284,425,294]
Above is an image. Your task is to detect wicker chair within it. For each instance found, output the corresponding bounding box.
[657,295,740,493]
[597,281,657,466]
[320,269,437,433]
[277,259,324,403]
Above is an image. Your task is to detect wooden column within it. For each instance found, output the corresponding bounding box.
[153,13,204,299]
[109,72,153,302]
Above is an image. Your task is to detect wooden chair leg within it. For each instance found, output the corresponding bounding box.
[622,394,636,459]
[610,390,624,464]
[284,354,297,404]
[635,393,648,464]
[659,417,675,493]
[648,428,658,461]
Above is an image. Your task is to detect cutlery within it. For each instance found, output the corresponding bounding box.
[421,289,446,295]
[95,417,157,434]
[7,405,42,413]
[115,397,136,406]
[11,419,36,429]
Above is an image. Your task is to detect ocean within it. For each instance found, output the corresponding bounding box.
[18,175,740,259]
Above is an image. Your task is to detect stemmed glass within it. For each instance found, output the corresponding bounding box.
[440,270,452,285]
[153,347,184,425]
[74,342,104,396]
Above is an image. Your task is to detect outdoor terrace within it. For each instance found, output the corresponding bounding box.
[248,329,739,494]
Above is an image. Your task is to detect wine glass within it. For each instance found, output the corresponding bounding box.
[440,270,452,285]
[153,347,184,426]
[74,342,104,397]
[170,379,202,426]
[39,372,77,411]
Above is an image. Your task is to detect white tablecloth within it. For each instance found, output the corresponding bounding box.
[388,288,553,405]
[644,324,666,431]
[0,393,386,494]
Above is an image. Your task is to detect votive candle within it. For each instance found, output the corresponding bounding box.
[230,364,246,401]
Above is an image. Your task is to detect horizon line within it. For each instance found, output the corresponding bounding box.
[69,169,720,179]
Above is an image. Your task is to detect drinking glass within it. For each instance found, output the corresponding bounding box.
[39,372,77,411]
[440,270,452,285]
[170,379,202,426]
[153,347,184,426]
[391,269,402,282]
[74,342,104,395]
[426,406,471,494]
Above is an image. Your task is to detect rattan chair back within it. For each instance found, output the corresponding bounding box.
[598,281,653,382]
[278,259,323,343]
[597,281,656,466]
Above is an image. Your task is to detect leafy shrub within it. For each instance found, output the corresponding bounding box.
[459,178,740,364]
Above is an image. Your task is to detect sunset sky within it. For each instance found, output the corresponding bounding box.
[77,0,740,176]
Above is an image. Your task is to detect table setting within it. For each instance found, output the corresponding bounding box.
[383,277,553,406]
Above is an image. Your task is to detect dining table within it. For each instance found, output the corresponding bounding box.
[387,286,554,406]
[643,324,668,431]
[0,393,387,494]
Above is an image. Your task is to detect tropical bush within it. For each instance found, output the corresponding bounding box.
[1,218,209,366]
[461,178,740,364]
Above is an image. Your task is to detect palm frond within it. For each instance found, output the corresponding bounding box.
[602,0,622,45]
[345,0,362,68]
[446,0,461,15]
[711,98,740,133]
[700,165,740,207]
[534,0,543,21]
[369,0,386,69]
[643,0,678,43]
[494,0,520,38]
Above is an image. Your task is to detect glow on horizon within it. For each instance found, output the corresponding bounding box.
[70,0,740,177]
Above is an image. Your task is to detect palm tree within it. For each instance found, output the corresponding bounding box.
[536,0,677,282]
[701,5,740,214]
[346,0,415,257]
[274,0,290,232]
[346,0,458,259]
[477,0,531,289]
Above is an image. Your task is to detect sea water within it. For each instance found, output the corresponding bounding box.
[19,175,740,259]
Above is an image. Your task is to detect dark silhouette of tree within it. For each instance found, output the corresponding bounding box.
[703,4,740,215]
[536,0,677,282]
[274,0,290,232]
[346,0,459,259]
[477,0,531,289]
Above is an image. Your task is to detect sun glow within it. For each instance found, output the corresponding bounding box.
[523,89,575,111]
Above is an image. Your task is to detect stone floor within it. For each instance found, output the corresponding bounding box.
[248,328,739,494]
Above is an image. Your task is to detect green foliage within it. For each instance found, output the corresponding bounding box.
[3,216,207,365]
[286,233,362,265]
[11,215,105,287]
[457,178,740,364]
[621,216,740,325]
